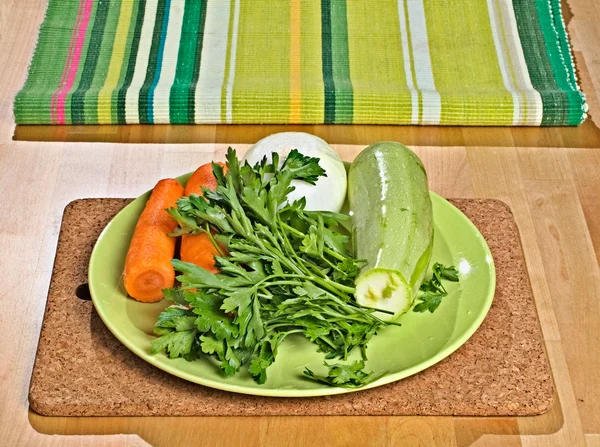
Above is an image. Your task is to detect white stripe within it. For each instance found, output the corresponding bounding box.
[152,0,185,124]
[226,0,241,123]
[124,0,159,124]
[397,0,418,124]
[406,0,441,125]
[486,0,522,125]
[497,0,543,125]
[195,1,231,123]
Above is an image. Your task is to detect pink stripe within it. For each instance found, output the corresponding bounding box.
[55,0,94,124]
[50,0,87,123]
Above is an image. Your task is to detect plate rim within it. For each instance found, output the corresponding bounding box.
[89,185,496,397]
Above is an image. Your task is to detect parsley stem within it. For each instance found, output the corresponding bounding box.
[279,221,304,238]
[251,234,308,277]
[303,260,329,278]
[252,273,306,290]
[318,277,355,294]
[265,280,304,287]
[309,277,352,299]
[267,323,305,331]
[274,220,313,277]
[323,247,347,262]
[204,223,225,257]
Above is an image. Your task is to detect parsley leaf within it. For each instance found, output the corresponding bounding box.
[153,307,196,333]
[150,313,196,357]
[304,360,387,388]
[436,264,459,282]
[300,226,321,257]
[187,292,239,340]
[199,335,224,355]
[281,149,327,185]
[221,287,254,315]
[333,258,360,283]
[413,292,444,313]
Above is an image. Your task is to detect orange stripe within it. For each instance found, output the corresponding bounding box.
[290,0,301,122]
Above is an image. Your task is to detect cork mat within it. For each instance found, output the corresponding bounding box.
[29,199,554,417]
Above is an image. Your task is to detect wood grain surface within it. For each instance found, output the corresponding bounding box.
[0,0,599,446]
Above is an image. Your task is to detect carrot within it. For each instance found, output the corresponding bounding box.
[184,162,223,196]
[123,178,184,302]
[180,162,226,273]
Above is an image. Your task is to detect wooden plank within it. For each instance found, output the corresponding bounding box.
[522,177,600,433]
[567,150,600,263]
[454,418,521,447]
[520,341,586,446]
[467,146,562,340]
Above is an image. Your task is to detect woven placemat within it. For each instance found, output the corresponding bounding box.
[29,198,554,417]
[15,1,585,126]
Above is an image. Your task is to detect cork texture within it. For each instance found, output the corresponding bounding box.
[29,198,554,417]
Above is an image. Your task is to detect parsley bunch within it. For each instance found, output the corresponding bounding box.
[151,148,392,384]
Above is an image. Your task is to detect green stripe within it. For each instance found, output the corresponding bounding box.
[346,0,410,124]
[402,0,421,123]
[231,0,290,123]
[170,0,206,124]
[299,1,324,123]
[330,0,353,123]
[187,1,208,123]
[147,0,171,123]
[85,0,123,124]
[116,0,146,123]
[538,0,585,125]
[535,0,572,93]
[139,0,167,124]
[512,0,586,125]
[220,0,236,122]
[512,0,564,125]
[70,0,112,124]
[321,0,335,123]
[534,0,569,125]
[111,0,140,123]
[424,0,513,125]
[550,0,577,91]
[495,0,528,123]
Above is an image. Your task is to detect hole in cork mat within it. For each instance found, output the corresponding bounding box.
[75,283,92,301]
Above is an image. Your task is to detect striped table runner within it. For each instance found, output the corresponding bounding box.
[14,0,587,126]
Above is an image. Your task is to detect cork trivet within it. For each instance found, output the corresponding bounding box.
[29,199,554,417]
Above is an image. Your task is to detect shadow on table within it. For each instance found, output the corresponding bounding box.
[12,119,600,148]
[28,393,565,446]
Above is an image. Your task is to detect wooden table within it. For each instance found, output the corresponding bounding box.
[1,1,600,446]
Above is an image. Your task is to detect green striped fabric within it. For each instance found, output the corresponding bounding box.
[14,0,587,125]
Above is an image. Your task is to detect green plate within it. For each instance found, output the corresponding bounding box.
[89,173,495,397]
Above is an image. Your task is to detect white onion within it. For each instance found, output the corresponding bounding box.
[243,132,347,212]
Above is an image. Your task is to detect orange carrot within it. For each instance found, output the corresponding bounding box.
[184,162,223,196]
[123,178,184,302]
[180,163,226,273]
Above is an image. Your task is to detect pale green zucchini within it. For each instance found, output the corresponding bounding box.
[348,142,433,321]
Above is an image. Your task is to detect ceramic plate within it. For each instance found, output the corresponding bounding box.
[89,172,495,397]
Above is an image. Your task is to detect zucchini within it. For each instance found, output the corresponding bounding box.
[348,142,433,321]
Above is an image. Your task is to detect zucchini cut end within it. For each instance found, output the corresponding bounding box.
[355,269,412,321]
